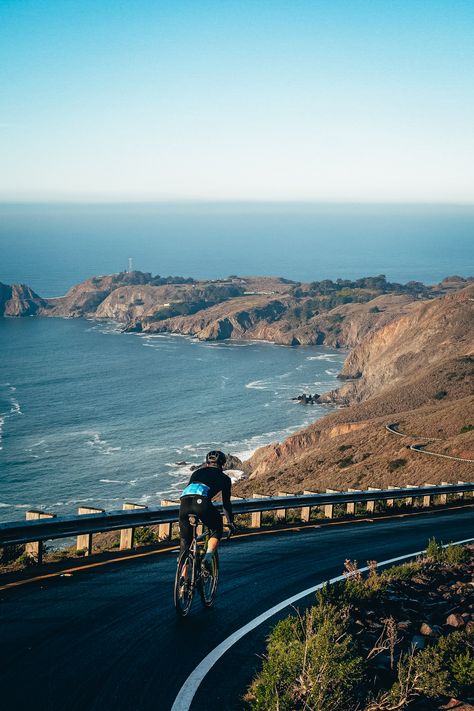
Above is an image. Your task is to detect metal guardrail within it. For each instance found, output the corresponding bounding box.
[0,483,473,548]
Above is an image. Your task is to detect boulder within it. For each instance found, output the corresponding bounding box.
[446,613,465,628]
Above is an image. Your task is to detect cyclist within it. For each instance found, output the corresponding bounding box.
[179,450,235,569]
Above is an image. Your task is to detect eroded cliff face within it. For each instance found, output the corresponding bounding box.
[327,284,474,404]
[0,283,48,316]
[235,285,474,492]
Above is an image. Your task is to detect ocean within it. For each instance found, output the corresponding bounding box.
[0,317,345,522]
[1,202,473,522]
[1,202,473,296]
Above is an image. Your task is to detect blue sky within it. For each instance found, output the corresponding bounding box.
[1,0,473,201]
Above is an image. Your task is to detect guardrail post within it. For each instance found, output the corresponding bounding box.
[251,494,269,528]
[301,490,318,522]
[346,488,361,515]
[158,500,178,540]
[386,486,400,507]
[439,481,449,505]
[366,488,381,514]
[276,492,294,522]
[458,481,468,499]
[120,502,148,550]
[423,484,435,508]
[25,510,56,564]
[324,489,339,519]
[76,506,105,555]
[405,485,416,507]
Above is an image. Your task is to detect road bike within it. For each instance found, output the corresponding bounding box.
[174,515,229,617]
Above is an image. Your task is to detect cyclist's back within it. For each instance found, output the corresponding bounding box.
[179,451,234,559]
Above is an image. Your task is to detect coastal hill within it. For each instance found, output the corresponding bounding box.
[0,270,470,350]
[234,283,474,496]
[1,271,472,495]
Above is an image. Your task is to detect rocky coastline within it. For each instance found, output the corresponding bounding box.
[2,271,473,495]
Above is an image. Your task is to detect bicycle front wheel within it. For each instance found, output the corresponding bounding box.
[199,552,219,608]
[174,551,195,617]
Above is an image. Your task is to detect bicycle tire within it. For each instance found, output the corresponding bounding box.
[199,551,219,608]
[174,551,195,617]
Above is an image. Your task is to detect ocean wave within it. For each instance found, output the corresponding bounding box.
[100,479,126,484]
[306,353,340,361]
[245,379,269,390]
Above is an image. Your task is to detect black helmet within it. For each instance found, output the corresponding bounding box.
[206,450,227,467]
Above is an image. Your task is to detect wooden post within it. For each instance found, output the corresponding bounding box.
[324,489,339,519]
[120,502,148,550]
[301,490,318,522]
[158,499,178,541]
[386,486,400,507]
[76,506,105,555]
[404,485,416,507]
[366,488,381,514]
[346,488,361,515]
[439,481,449,505]
[25,510,56,564]
[458,481,467,499]
[423,484,435,508]
[251,493,269,528]
[276,492,293,522]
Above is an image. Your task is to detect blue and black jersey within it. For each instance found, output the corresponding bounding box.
[180,465,233,524]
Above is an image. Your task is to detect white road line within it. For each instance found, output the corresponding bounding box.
[170,537,474,711]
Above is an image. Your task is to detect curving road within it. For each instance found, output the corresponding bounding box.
[386,423,474,463]
[1,507,473,711]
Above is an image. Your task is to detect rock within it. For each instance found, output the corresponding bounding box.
[420,622,436,637]
[397,620,412,630]
[446,613,465,628]
[440,700,474,710]
[175,461,188,466]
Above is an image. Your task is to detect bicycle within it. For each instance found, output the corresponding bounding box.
[173,514,229,617]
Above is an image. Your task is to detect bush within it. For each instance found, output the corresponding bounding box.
[434,390,447,400]
[460,424,474,433]
[444,542,468,565]
[426,536,444,560]
[425,537,467,564]
[388,458,407,471]
[134,526,158,546]
[338,455,354,468]
[247,603,363,710]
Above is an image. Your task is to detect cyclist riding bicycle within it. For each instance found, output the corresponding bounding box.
[179,450,235,569]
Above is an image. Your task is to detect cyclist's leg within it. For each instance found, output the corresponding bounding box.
[200,503,223,561]
[179,497,195,556]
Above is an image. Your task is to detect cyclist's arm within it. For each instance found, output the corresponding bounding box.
[221,476,234,524]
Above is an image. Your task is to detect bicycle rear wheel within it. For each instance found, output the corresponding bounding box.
[174,551,194,617]
[199,552,219,608]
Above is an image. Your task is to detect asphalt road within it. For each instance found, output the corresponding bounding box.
[1,507,473,711]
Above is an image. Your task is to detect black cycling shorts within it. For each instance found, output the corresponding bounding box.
[179,495,223,553]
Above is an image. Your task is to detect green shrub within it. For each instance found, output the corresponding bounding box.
[338,455,354,468]
[444,542,468,565]
[248,603,363,710]
[425,536,444,560]
[425,537,467,564]
[388,458,407,471]
[434,390,447,400]
[134,526,158,546]
[15,552,35,566]
[460,424,474,433]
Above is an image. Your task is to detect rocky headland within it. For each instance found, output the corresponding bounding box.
[1,271,473,495]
